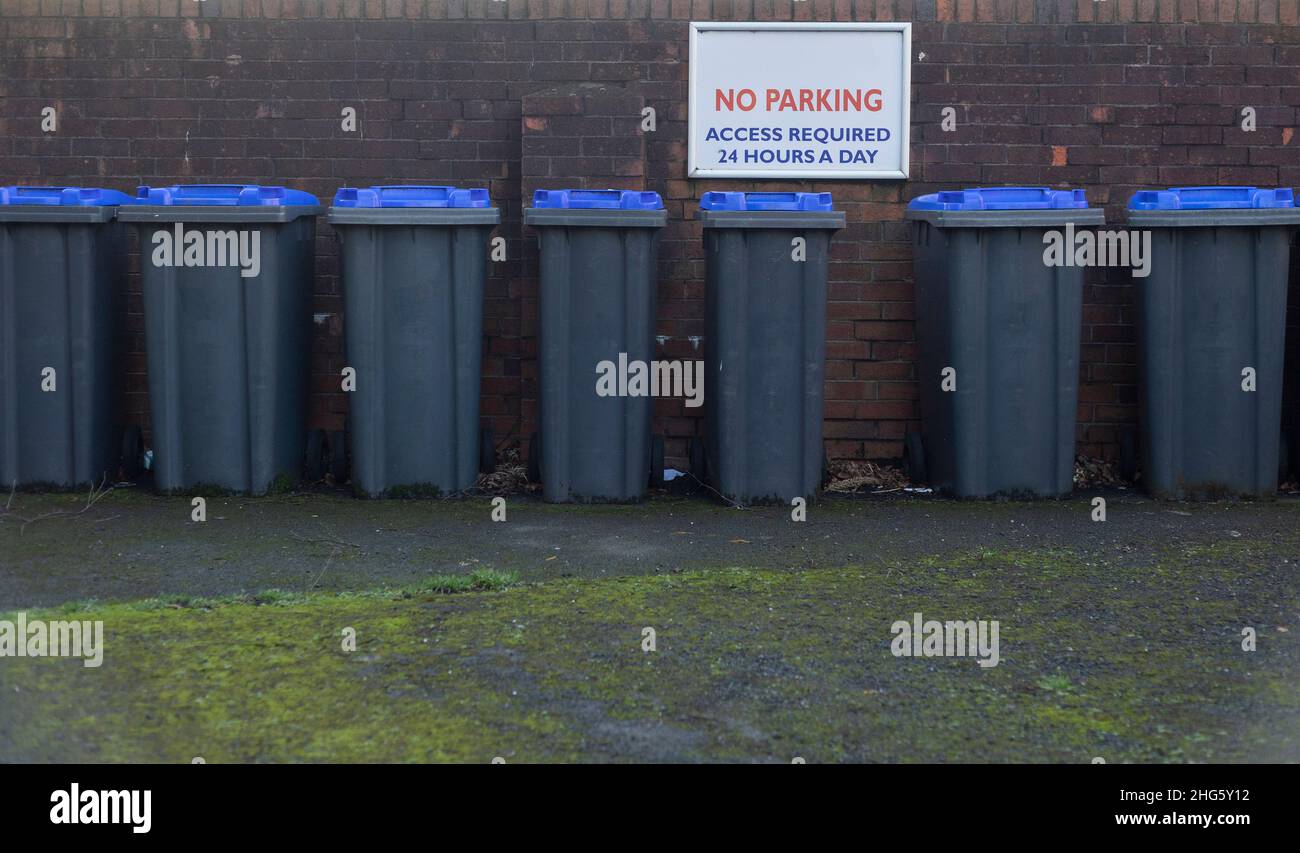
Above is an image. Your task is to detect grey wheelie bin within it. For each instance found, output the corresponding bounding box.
[524,189,666,503]
[0,186,132,489]
[906,187,1104,498]
[118,184,322,495]
[697,191,844,505]
[329,185,500,497]
[1127,186,1300,500]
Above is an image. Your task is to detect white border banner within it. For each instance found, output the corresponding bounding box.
[688,22,912,180]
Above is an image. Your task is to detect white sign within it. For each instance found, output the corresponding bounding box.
[688,22,911,180]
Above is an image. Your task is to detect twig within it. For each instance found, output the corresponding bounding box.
[307,545,339,592]
[0,475,114,534]
[84,475,113,510]
[290,532,361,549]
[679,471,749,510]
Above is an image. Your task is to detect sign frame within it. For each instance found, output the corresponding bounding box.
[687,21,912,180]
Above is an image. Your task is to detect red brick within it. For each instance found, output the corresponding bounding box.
[8,10,1269,464]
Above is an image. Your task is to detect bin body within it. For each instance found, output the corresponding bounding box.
[699,192,844,504]
[119,185,321,495]
[329,186,499,496]
[1127,187,1300,500]
[907,188,1104,498]
[0,187,131,488]
[524,190,666,503]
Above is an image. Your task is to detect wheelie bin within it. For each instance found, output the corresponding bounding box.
[328,185,500,497]
[0,186,132,489]
[906,187,1104,498]
[118,184,322,495]
[1127,186,1300,499]
[696,191,844,505]
[523,189,666,503]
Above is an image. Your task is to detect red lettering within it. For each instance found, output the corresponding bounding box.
[739,88,886,112]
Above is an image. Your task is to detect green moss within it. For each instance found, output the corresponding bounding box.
[264,472,297,496]
[380,483,447,500]
[156,482,241,498]
[426,569,520,593]
[1,537,1296,763]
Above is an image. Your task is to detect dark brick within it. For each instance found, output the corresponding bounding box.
[6,10,1297,464]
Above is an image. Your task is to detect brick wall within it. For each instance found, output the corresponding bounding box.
[2,1,1299,470]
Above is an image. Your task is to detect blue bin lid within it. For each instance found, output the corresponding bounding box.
[0,186,134,206]
[1128,186,1295,211]
[908,187,1091,211]
[699,191,834,212]
[135,184,319,206]
[531,189,663,210]
[332,185,491,208]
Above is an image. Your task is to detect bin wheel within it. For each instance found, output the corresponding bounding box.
[121,424,143,481]
[479,427,496,474]
[305,429,327,482]
[821,448,831,488]
[689,435,707,482]
[526,431,541,483]
[1119,430,1138,483]
[903,432,927,485]
[328,429,348,484]
[649,434,665,488]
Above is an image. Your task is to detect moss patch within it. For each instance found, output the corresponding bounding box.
[1,538,1296,763]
